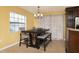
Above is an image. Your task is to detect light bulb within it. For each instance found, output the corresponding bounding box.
[34,14,37,17]
[37,13,40,16]
[41,14,43,16]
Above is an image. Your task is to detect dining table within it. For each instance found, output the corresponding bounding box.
[25,28,49,49]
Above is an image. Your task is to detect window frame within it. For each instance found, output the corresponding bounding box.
[10,12,27,32]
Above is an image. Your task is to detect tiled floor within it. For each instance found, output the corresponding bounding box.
[0,40,65,53]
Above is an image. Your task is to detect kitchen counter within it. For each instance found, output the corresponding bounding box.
[66,28,79,52]
[67,28,79,32]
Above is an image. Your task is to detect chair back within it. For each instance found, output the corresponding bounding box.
[20,31,29,39]
[19,27,25,31]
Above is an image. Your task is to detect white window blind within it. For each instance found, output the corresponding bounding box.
[10,12,26,32]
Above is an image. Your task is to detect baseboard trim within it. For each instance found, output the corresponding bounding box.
[0,42,19,51]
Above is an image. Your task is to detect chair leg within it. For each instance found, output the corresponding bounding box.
[19,42,21,46]
[44,40,46,52]
[27,39,28,48]
[35,39,40,49]
[19,33,22,46]
[24,38,28,48]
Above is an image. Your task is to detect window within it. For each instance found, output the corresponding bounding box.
[10,12,26,32]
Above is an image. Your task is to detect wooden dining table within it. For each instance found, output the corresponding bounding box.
[25,28,49,49]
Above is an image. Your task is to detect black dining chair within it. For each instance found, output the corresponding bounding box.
[19,27,30,48]
[19,31,30,48]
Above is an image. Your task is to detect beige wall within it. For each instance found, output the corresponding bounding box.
[0,6,35,49]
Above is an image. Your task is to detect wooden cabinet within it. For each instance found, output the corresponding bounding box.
[66,6,79,53]
[66,7,78,28]
[68,30,79,53]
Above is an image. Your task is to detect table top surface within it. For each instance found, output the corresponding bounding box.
[22,28,49,33]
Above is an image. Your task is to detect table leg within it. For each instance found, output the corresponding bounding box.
[29,33,33,45]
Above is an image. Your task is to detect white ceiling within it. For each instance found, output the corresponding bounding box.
[20,6,69,14]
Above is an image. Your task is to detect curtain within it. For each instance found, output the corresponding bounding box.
[38,15,65,40]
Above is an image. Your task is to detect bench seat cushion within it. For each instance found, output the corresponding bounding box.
[37,33,50,39]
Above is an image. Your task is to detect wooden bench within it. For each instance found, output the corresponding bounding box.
[37,33,52,51]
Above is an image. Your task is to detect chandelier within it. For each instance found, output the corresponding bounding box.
[34,6,43,18]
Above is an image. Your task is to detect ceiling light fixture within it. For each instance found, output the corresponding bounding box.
[34,6,43,18]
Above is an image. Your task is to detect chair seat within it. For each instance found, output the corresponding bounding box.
[21,35,29,39]
[23,36,29,38]
[37,34,50,39]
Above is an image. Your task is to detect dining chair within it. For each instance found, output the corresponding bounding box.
[19,27,29,48]
[19,31,30,48]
